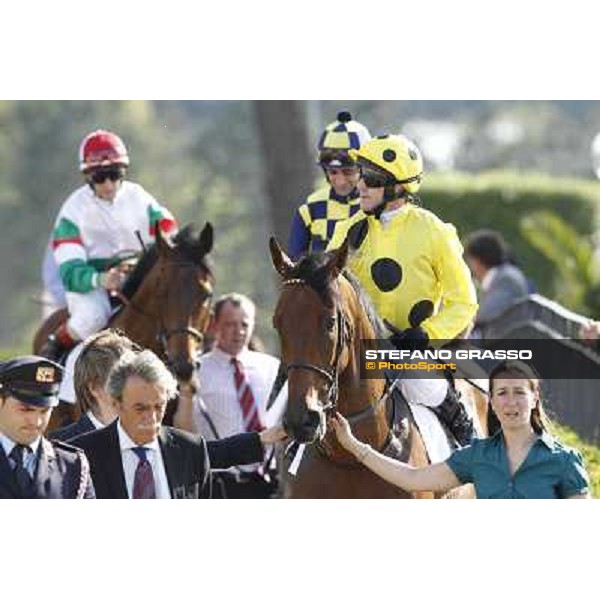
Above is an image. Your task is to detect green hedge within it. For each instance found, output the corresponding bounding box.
[422,171,600,300]
[552,423,600,498]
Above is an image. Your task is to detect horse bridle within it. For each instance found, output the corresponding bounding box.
[283,280,348,414]
[282,278,390,426]
[121,259,213,352]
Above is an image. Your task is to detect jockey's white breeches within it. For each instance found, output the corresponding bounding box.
[398,375,448,408]
[66,289,111,340]
[41,289,67,320]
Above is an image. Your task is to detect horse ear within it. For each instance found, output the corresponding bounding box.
[198,222,214,255]
[155,223,173,256]
[269,237,294,277]
[323,238,349,278]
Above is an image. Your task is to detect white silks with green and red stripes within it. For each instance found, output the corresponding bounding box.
[52,181,177,294]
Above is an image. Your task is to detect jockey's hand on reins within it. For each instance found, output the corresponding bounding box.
[384,319,429,353]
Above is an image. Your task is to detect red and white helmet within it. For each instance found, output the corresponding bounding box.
[78,129,130,172]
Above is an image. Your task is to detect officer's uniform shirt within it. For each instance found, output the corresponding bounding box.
[117,420,171,499]
[288,185,361,258]
[328,202,478,340]
[0,432,40,478]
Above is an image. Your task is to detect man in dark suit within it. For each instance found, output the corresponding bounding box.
[0,356,94,499]
[56,331,284,495]
[72,348,284,498]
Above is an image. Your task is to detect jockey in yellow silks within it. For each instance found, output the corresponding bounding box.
[327,134,478,446]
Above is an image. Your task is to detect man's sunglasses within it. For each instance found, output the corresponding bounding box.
[360,168,395,189]
[89,168,125,184]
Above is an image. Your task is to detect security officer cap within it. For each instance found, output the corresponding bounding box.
[0,356,64,408]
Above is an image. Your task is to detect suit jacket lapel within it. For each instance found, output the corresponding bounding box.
[105,422,128,499]
[79,414,95,436]
[158,427,177,497]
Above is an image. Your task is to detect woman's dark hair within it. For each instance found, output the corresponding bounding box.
[488,360,550,435]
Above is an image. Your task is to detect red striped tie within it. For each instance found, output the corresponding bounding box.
[231,357,264,432]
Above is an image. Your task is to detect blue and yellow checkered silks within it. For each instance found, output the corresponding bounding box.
[317,111,371,164]
[288,185,362,258]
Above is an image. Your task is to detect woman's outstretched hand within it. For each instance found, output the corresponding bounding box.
[329,412,358,452]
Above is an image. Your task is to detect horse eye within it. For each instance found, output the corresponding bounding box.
[324,316,336,331]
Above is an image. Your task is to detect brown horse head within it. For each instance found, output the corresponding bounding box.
[270,237,366,443]
[112,222,215,383]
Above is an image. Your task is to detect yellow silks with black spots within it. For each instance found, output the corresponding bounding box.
[327,203,477,340]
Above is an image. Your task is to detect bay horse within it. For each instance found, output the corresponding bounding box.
[269,238,488,499]
[33,223,215,429]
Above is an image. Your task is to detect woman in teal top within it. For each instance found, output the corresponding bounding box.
[331,360,591,499]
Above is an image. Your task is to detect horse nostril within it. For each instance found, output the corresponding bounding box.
[173,360,194,381]
[302,409,321,431]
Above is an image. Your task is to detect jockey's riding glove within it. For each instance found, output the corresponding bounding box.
[384,319,429,352]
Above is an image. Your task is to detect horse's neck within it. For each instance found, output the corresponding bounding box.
[111,272,163,353]
[336,289,389,449]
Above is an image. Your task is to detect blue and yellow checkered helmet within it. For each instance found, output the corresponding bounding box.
[317,111,371,167]
[350,134,424,195]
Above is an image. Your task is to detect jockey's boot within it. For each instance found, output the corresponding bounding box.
[39,324,77,363]
[432,386,476,447]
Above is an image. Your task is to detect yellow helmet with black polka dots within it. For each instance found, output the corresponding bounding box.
[317,111,371,167]
[350,134,424,195]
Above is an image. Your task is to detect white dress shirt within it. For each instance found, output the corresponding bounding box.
[192,347,287,441]
[116,421,171,499]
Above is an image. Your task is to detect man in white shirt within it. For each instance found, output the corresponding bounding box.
[191,293,287,498]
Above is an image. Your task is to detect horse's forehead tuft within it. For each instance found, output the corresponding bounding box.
[280,277,339,313]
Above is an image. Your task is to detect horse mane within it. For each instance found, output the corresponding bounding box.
[120,224,213,300]
[120,245,158,300]
[342,269,387,338]
[286,253,386,337]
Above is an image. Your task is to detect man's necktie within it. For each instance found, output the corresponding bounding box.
[132,447,156,499]
[231,357,264,432]
[10,444,32,493]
